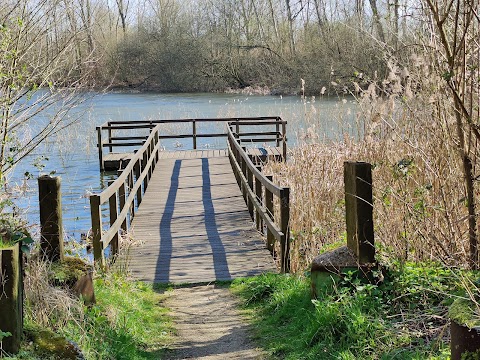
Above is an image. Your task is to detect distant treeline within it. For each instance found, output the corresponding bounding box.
[1,0,415,95]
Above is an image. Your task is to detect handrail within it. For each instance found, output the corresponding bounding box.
[91,117,289,271]
[90,124,161,268]
[97,117,287,170]
[226,123,290,272]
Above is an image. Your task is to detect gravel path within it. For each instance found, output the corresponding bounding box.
[164,284,265,360]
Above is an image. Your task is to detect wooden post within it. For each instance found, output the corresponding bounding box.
[241,149,248,204]
[134,160,142,206]
[38,176,64,262]
[265,175,275,253]
[235,120,240,136]
[192,120,197,149]
[344,161,375,264]
[279,187,290,273]
[142,152,148,191]
[281,120,287,161]
[0,243,23,354]
[118,181,128,233]
[276,120,280,147]
[247,167,254,220]
[109,192,119,259]
[89,194,105,268]
[107,121,113,153]
[97,126,104,171]
[255,166,263,232]
[128,170,135,220]
[154,129,159,162]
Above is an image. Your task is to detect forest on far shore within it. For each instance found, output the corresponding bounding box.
[1,0,413,95]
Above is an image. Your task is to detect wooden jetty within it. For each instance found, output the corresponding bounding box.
[90,118,290,284]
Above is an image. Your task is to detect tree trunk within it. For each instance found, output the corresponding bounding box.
[368,0,385,42]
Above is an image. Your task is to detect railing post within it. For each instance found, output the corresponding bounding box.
[255,165,263,232]
[38,175,64,262]
[247,166,254,220]
[344,161,375,264]
[265,175,275,253]
[193,120,197,149]
[235,120,240,136]
[107,121,113,153]
[143,152,148,190]
[134,159,142,206]
[90,194,105,268]
[97,126,104,171]
[118,181,128,233]
[279,187,290,273]
[147,143,153,181]
[276,119,280,147]
[241,147,248,204]
[281,120,287,161]
[109,191,119,259]
[154,128,159,162]
[128,169,135,221]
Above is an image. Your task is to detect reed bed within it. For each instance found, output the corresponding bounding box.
[267,72,474,272]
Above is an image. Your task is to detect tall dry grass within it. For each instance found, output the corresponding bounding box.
[266,54,477,272]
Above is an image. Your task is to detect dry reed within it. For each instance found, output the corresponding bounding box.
[266,55,476,272]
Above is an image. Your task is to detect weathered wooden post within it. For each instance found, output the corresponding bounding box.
[255,166,263,232]
[265,175,275,253]
[97,126,104,171]
[344,161,375,263]
[310,161,375,297]
[247,167,254,220]
[89,194,105,268]
[0,242,23,354]
[192,120,197,149]
[38,175,64,262]
[109,189,119,258]
[279,187,290,273]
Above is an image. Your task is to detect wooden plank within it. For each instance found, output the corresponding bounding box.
[127,155,275,283]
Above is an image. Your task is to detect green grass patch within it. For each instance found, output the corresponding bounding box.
[231,263,473,360]
[7,272,173,360]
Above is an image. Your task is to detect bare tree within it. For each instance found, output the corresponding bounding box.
[0,0,95,180]
[423,0,480,268]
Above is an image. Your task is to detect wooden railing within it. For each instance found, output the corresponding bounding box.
[91,117,289,270]
[227,122,290,272]
[96,117,287,170]
[89,124,161,268]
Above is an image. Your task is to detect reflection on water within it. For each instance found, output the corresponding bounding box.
[10,92,356,240]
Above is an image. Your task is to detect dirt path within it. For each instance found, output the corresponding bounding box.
[164,284,265,360]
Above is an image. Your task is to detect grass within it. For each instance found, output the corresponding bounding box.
[231,262,476,360]
[6,268,173,360]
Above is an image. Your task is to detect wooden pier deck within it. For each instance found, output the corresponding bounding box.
[127,150,276,283]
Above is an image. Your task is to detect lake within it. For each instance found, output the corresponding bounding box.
[11,92,356,242]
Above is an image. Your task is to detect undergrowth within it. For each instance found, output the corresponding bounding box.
[232,262,475,360]
[6,270,173,359]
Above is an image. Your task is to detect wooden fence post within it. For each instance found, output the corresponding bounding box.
[109,191,119,259]
[0,243,23,354]
[192,120,197,149]
[107,121,113,153]
[89,194,105,268]
[344,161,375,264]
[247,167,254,220]
[118,181,128,233]
[265,175,275,253]
[97,126,104,171]
[255,166,263,232]
[279,187,290,273]
[38,175,64,262]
